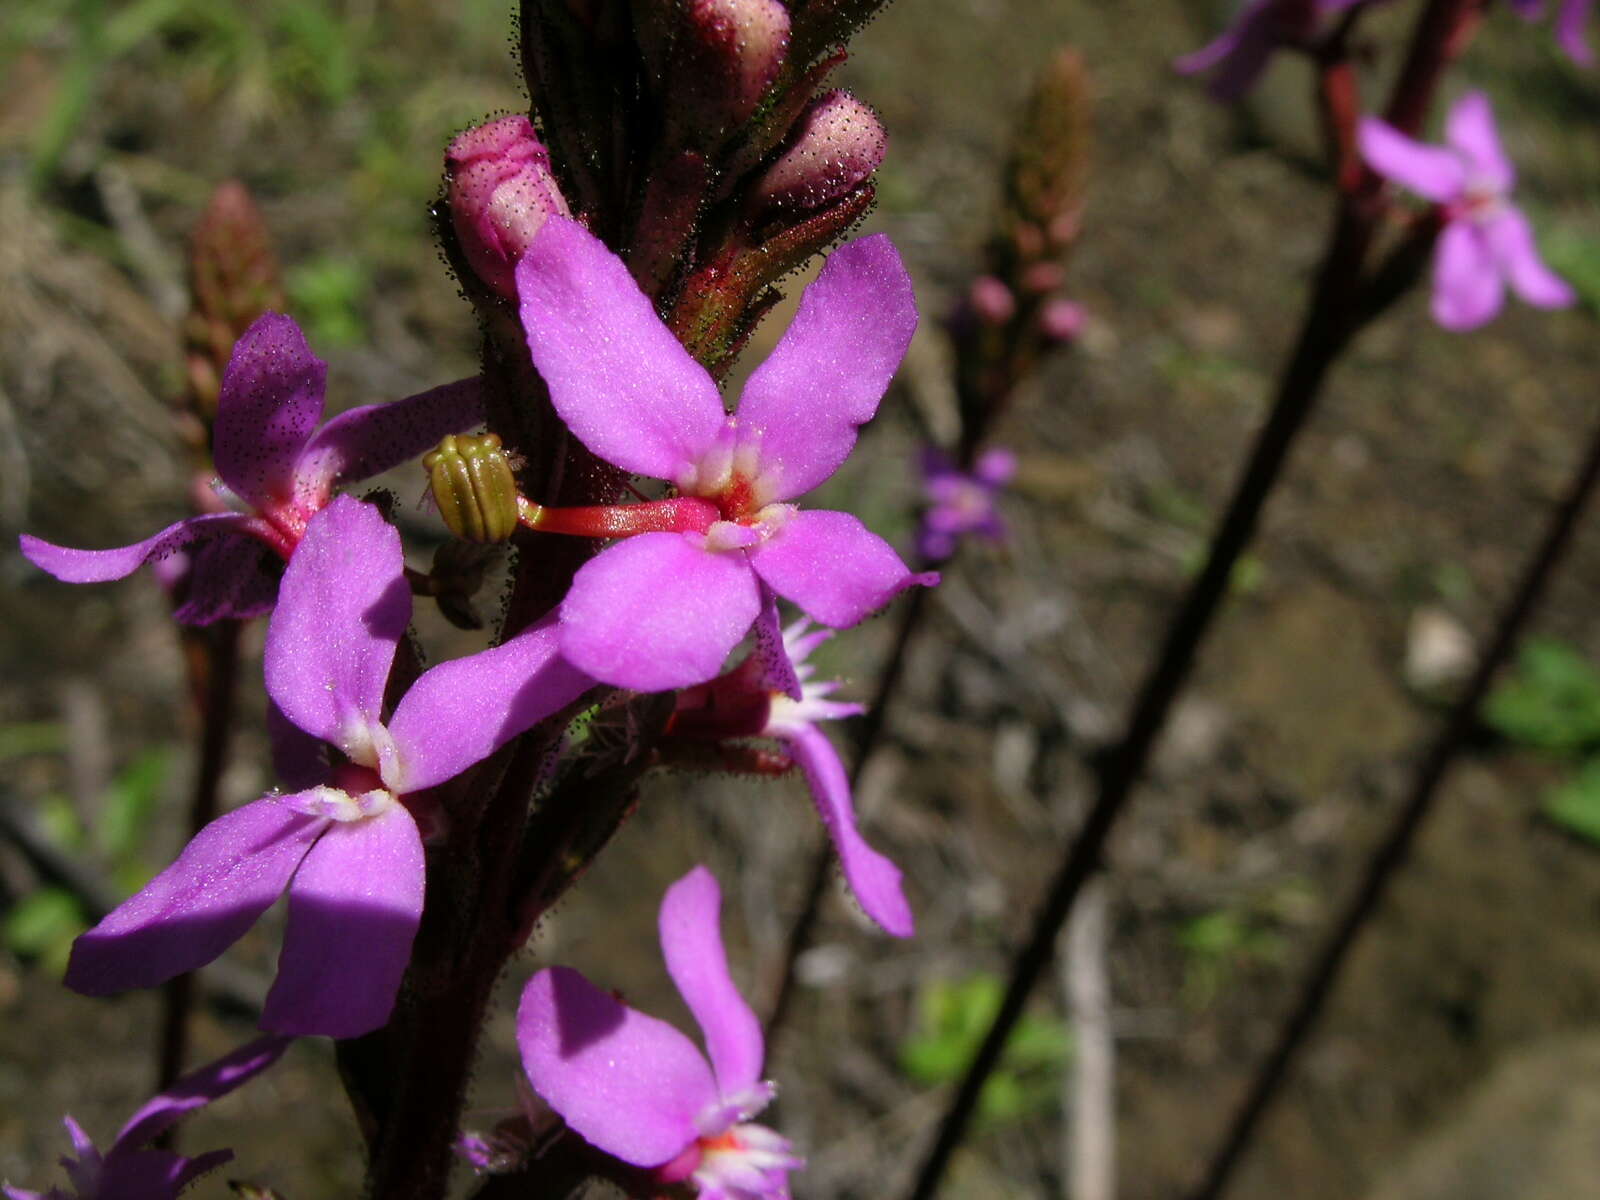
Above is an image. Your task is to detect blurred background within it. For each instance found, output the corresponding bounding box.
[2,0,1599,1196]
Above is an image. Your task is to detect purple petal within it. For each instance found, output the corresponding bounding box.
[516,966,716,1167]
[384,614,595,794]
[1485,207,1578,309]
[1172,20,1248,76]
[786,724,912,936]
[1432,220,1505,330]
[113,1035,291,1151]
[1175,3,1279,102]
[734,236,917,502]
[65,797,325,995]
[169,533,281,625]
[752,588,804,702]
[559,534,762,691]
[659,866,765,1099]
[749,509,937,628]
[516,218,724,482]
[213,313,327,510]
[1357,117,1466,202]
[1558,0,1595,64]
[292,375,486,510]
[260,803,424,1037]
[93,1147,232,1200]
[1444,90,1514,192]
[974,447,1018,487]
[19,513,260,585]
[263,497,410,762]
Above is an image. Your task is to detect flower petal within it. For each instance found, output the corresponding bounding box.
[517,218,724,482]
[659,866,765,1099]
[1484,207,1578,310]
[264,497,410,762]
[560,534,762,691]
[1432,220,1504,330]
[1558,0,1595,65]
[517,966,717,1167]
[260,803,424,1037]
[113,1035,291,1151]
[292,375,486,510]
[785,724,913,937]
[1444,90,1514,192]
[213,313,327,510]
[752,587,804,702]
[1357,117,1466,202]
[734,236,917,502]
[1179,3,1279,103]
[65,796,325,995]
[19,514,260,585]
[169,533,281,625]
[749,509,936,628]
[384,614,595,794]
[94,1147,231,1200]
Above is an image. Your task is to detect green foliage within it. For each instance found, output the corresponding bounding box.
[1484,637,1600,753]
[1539,225,1600,314]
[899,973,1071,1124]
[287,257,368,347]
[3,888,86,976]
[1177,906,1288,1009]
[1542,758,1600,845]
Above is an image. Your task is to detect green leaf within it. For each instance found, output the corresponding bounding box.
[1542,758,1600,845]
[99,747,170,862]
[1484,637,1600,752]
[285,257,367,348]
[4,887,87,973]
[0,721,66,762]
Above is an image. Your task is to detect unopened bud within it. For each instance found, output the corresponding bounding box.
[673,0,791,137]
[969,276,1016,325]
[446,116,571,298]
[425,433,521,543]
[1021,261,1065,294]
[752,90,885,212]
[1039,297,1086,342]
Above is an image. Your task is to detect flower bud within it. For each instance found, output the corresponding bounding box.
[1039,298,1086,342]
[751,90,886,212]
[446,116,571,298]
[672,0,791,136]
[425,433,522,543]
[969,276,1016,325]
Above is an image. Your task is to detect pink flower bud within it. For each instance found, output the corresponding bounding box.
[1040,298,1086,342]
[446,115,571,298]
[969,275,1016,325]
[679,0,791,131]
[752,90,886,212]
[1021,260,1066,294]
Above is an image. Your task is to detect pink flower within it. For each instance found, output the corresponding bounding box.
[3,1036,288,1200]
[917,446,1016,562]
[20,313,482,624]
[1174,0,1365,100]
[515,217,936,693]
[64,497,593,1037]
[1358,90,1576,330]
[517,867,802,1198]
[1508,0,1594,65]
[447,115,572,298]
[670,614,913,936]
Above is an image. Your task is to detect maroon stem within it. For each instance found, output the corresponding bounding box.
[904,4,1480,1195]
[1186,401,1600,1200]
[155,619,243,1100]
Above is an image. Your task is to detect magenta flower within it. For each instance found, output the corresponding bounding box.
[1508,0,1594,65]
[517,866,802,1197]
[1174,0,1363,100]
[64,496,593,1037]
[3,1035,288,1200]
[1358,90,1576,331]
[20,313,482,624]
[670,615,913,936]
[917,446,1016,562]
[516,217,936,693]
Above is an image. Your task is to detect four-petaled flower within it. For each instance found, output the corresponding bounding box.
[1508,0,1594,66]
[64,496,593,1037]
[20,313,483,624]
[917,446,1016,562]
[3,1035,288,1200]
[516,217,937,693]
[517,866,802,1199]
[1359,90,1576,330]
[1174,0,1364,101]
